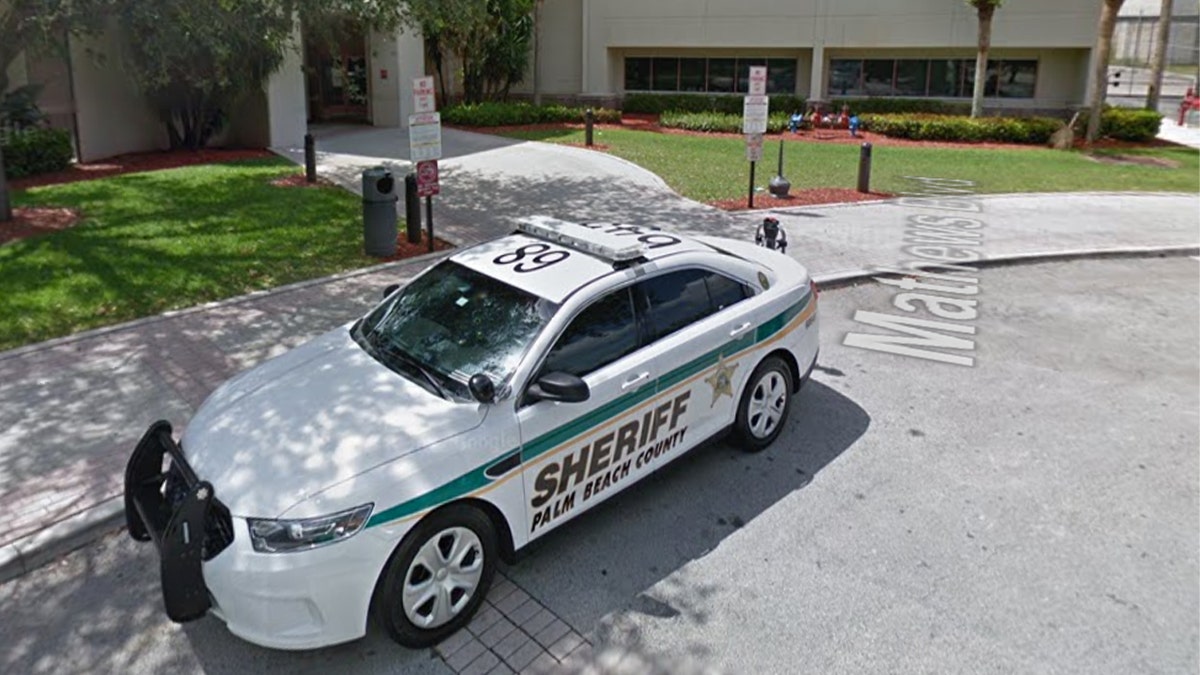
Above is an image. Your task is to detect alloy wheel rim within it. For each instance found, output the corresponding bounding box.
[401,526,484,628]
[748,371,787,439]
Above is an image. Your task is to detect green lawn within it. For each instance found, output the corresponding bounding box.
[1,158,385,350]
[497,127,1200,202]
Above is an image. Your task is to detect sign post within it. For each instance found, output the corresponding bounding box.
[743,66,769,209]
[409,76,442,252]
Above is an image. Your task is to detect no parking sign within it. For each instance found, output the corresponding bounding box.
[416,160,439,197]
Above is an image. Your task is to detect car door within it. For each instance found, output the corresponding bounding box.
[517,285,663,541]
[633,267,757,448]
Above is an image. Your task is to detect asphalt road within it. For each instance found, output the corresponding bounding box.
[1,256,1197,674]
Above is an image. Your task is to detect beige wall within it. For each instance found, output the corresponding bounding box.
[68,26,166,161]
[571,0,1101,109]
[368,27,425,128]
[511,0,584,96]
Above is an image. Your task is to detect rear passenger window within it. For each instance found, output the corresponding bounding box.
[638,269,750,342]
[542,288,639,377]
[705,273,749,311]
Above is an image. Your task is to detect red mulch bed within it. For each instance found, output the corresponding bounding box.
[0,207,83,245]
[11,148,275,190]
[710,189,893,211]
[374,231,455,261]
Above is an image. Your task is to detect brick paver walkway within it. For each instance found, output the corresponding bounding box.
[0,259,432,549]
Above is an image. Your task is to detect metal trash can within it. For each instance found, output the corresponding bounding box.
[362,166,398,257]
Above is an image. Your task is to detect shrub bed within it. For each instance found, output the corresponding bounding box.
[831,98,972,116]
[1100,108,1161,142]
[441,101,621,126]
[859,113,1062,144]
[624,93,806,116]
[659,110,794,134]
[2,127,74,178]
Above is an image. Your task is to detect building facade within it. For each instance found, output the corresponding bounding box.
[5,0,1112,163]
[518,0,1105,114]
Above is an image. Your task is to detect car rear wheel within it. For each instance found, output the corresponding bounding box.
[374,504,497,647]
[731,355,794,452]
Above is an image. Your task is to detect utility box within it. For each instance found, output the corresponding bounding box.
[362,166,398,257]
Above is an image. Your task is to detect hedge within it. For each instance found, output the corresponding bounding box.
[441,102,621,127]
[659,110,793,134]
[830,98,972,116]
[623,93,806,116]
[858,113,1062,144]
[1100,108,1161,142]
[2,127,73,178]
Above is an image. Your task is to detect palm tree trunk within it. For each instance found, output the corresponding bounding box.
[971,5,996,118]
[0,143,11,223]
[1146,0,1173,110]
[1087,0,1127,143]
[533,0,543,106]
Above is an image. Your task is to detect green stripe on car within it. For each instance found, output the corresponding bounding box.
[366,292,810,528]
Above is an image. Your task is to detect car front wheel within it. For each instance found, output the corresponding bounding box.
[732,355,794,452]
[374,504,497,647]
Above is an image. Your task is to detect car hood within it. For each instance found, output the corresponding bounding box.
[180,326,485,518]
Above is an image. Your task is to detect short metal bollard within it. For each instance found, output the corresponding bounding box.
[857,142,873,194]
[304,133,316,183]
[585,108,595,147]
[404,173,421,244]
[362,167,398,257]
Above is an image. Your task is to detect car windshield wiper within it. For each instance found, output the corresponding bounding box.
[373,337,449,400]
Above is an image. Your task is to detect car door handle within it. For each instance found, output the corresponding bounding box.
[621,372,650,390]
[729,322,753,338]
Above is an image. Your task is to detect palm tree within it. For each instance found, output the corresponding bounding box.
[1146,0,1173,111]
[967,0,1003,118]
[1,145,10,223]
[1086,0,1127,143]
[532,0,544,105]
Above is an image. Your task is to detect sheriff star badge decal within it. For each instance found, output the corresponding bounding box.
[704,356,739,406]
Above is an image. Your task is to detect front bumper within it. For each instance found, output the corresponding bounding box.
[125,420,398,650]
[125,420,234,622]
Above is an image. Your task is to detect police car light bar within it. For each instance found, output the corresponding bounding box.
[517,216,646,262]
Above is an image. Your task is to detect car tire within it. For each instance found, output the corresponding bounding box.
[731,355,794,452]
[373,503,498,648]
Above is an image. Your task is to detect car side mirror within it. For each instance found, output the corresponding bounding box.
[468,373,496,404]
[526,371,589,404]
[383,283,400,299]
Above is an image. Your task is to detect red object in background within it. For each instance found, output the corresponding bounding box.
[416,160,439,197]
[380,69,388,80]
[1180,87,1199,126]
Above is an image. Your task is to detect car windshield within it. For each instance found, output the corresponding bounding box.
[353,261,557,400]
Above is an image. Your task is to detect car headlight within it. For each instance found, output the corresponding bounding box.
[247,503,373,554]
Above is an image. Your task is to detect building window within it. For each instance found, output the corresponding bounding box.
[767,58,798,94]
[927,59,962,97]
[828,58,1037,99]
[625,57,651,91]
[829,60,865,97]
[894,60,929,97]
[862,60,895,96]
[707,58,736,93]
[997,60,1037,98]
[680,58,706,92]
[652,57,680,91]
[623,56,797,94]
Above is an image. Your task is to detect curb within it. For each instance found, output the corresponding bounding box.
[0,497,125,585]
[811,244,1200,289]
[1,242,1196,586]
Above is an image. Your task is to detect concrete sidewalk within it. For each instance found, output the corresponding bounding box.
[1,189,1198,579]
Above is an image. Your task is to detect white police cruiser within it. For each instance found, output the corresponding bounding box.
[125,216,819,650]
